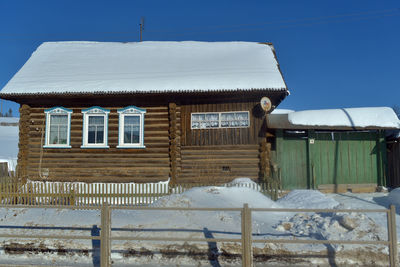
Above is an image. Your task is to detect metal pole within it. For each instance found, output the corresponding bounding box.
[140,24,142,42]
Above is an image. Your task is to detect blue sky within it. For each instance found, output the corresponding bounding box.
[0,0,399,117]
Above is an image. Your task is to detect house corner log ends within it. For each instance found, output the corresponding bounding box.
[17,104,30,183]
[169,102,179,185]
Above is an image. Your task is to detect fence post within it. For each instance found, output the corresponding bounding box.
[241,203,252,267]
[0,162,8,178]
[101,203,111,267]
[388,205,398,267]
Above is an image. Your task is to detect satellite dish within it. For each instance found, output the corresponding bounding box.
[260,97,272,112]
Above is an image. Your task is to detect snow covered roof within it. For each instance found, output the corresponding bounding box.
[270,108,294,114]
[267,107,400,130]
[0,117,19,123]
[0,41,288,96]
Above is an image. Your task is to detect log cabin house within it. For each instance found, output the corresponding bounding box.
[0,41,289,184]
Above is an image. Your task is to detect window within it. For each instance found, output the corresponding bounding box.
[81,107,110,148]
[117,106,146,148]
[191,111,250,129]
[44,107,72,148]
[191,113,219,129]
[220,112,249,127]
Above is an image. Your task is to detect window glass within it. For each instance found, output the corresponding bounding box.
[191,113,219,129]
[124,115,140,144]
[88,115,105,144]
[191,111,249,129]
[221,112,249,128]
[49,114,68,144]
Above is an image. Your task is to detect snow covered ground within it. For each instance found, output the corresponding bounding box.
[0,179,397,266]
[0,118,19,172]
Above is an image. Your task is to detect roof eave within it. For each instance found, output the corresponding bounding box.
[0,87,288,101]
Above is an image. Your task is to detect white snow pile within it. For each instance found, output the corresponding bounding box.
[1,41,287,95]
[288,107,400,129]
[277,189,339,209]
[274,211,386,252]
[387,188,400,207]
[0,121,19,172]
[153,184,278,209]
[0,184,393,265]
[275,190,386,252]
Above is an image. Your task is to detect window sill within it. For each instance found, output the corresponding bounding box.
[43,145,72,149]
[80,145,110,149]
[116,145,146,149]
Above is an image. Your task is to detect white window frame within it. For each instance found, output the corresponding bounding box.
[81,107,110,149]
[191,111,250,129]
[117,106,146,148]
[44,107,72,148]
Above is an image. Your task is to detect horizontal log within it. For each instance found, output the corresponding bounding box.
[28,157,169,164]
[26,176,169,183]
[29,152,169,158]
[181,159,259,164]
[29,135,169,143]
[28,129,173,139]
[176,177,259,184]
[182,145,259,150]
[27,166,170,172]
[180,167,259,172]
[182,154,259,160]
[29,124,172,133]
[29,111,174,118]
[29,143,170,150]
[27,169,170,176]
[29,106,170,113]
[29,162,170,168]
[28,116,175,125]
[30,146,169,153]
[28,119,171,128]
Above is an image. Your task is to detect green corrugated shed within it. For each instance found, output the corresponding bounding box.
[275,129,387,190]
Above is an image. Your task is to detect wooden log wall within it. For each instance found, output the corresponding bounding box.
[181,101,266,146]
[178,101,268,183]
[26,105,175,183]
[178,145,260,183]
[20,96,273,184]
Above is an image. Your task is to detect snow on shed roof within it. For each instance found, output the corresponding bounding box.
[267,107,400,130]
[0,41,287,95]
[271,109,294,114]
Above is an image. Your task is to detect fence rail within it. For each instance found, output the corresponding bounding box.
[0,180,279,206]
[0,203,397,267]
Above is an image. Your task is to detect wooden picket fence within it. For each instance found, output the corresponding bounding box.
[0,180,279,207]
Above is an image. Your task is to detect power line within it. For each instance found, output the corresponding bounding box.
[0,8,398,41]
[145,8,400,33]
[168,12,400,36]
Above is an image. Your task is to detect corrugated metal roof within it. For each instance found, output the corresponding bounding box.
[0,41,288,95]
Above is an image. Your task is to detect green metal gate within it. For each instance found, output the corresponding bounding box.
[275,130,387,190]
